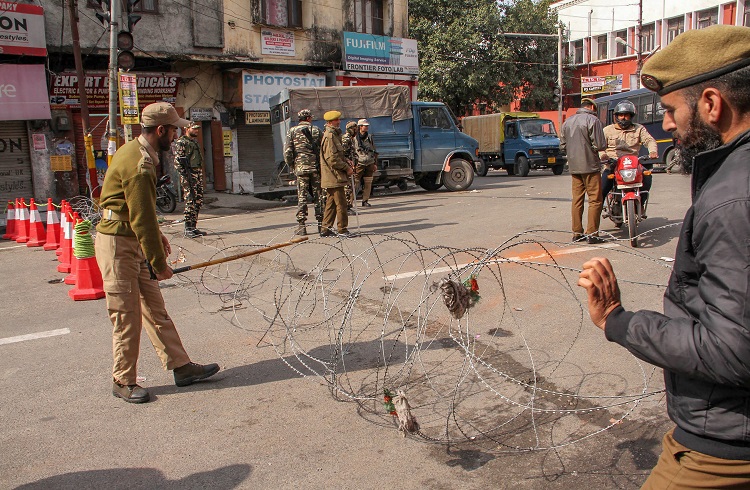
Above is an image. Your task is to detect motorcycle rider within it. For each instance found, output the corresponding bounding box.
[600,101,658,217]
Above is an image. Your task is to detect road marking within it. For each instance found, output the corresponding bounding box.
[0,244,31,251]
[0,328,71,346]
[384,243,619,281]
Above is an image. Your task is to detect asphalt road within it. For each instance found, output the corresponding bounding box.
[0,169,692,489]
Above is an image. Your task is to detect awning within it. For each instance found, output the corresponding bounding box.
[0,65,52,121]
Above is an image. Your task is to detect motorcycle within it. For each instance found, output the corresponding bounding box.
[603,155,651,248]
[156,175,177,213]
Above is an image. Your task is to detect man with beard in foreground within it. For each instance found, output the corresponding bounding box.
[578,25,750,488]
[96,103,219,404]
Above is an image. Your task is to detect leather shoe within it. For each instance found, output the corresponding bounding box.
[587,235,605,244]
[174,362,220,387]
[320,230,334,237]
[194,228,208,236]
[572,234,586,243]
[184,228,201,239]
[361,201,372,207]
[338,230,357,238]
[112,382,150,403]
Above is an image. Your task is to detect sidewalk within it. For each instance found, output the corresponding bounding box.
[200,184,297,212]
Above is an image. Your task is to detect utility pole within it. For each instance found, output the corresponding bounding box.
[107,0,120,165]
[66,0,97,196]
[635,0,643,88]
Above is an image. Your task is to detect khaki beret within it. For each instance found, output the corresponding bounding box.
[581,97,597,107]
[641,25,750,95]
[323,110,342,121]
[141,102,190,128]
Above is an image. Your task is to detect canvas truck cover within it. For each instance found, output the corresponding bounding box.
[286,86,413,123]
[462,112,538,153]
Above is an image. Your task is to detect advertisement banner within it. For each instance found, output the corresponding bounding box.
[50,72,180,109]
[242,71,325,111]
[0,64,51,120]
[118,72,140,125]
[342,32,419,75]
[581,75,623,95]
[0,3,46,57]
[261,29,295,57]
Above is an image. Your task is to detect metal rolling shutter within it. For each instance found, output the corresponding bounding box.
[0,121,33,206]
[236,124,276,186]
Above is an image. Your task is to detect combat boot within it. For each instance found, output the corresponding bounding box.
[174,362,220,387]
[295,223,307,236]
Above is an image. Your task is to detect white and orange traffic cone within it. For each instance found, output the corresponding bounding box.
[15,198,29,243]
[43,199,61,251]
[26,198,46,247]
[64,213,81,284]
[56,201,68,257]
[57,208,74,273]
[68,220,105,301]
[2,201,15,240]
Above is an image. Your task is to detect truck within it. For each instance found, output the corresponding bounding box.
[270,86,480,192]
[462,112,566,177]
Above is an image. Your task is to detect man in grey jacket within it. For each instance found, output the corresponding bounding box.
[579,25,750,488]
[559,98,607,244]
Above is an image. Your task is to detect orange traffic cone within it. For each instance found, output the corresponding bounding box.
[56,201,68,257]
[15,198,29,243]
[26,198,46,247]
[2,201,15,240]
[57,209,74,273]
[43,199,61,251]
[68,219,104,301]
[64,213,81,284]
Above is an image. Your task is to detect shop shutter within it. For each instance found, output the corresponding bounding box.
[0,121,33,206]
[236,124,276,186]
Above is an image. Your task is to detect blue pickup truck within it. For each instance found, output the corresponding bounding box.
[462,112,566,177]
[270,86,480,192]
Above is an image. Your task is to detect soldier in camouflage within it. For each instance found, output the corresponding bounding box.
[284,109,323,236]
[173,121,205,238]
[342,121,357,210]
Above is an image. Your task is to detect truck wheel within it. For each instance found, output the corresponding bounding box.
[505,165,516,176]
[417,172,443,191]
[397,180,409,191]
[443,158,475,191]
[517,156,530,177]
[475,158,489,177]
[552,164,564,175]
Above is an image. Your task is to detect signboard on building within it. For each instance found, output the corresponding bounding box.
[242,71,326,111]
[118,72,139,125]
[581,75,623,95]
[342,32,419,75]
[190,107,213,120]
[0,64,51,120]
[0,3,46,57]
[245,111,271,125]
[49,72,180,109]
[261,29,295,57]
[223,130,232,156]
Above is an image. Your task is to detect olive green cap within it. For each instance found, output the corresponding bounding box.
[581,97,597,107]
[641,25,750,96]
[323,110,342,121]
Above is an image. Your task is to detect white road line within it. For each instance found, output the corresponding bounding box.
[0,244,31,251]
[0,328,71,346]
[384,243,619,281]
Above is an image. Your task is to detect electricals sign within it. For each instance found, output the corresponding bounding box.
[342,32,419,75]
[118,72,140,125]
[0,3,47,57]
[49,72,180,109]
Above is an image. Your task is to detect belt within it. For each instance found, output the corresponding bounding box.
[103,209,129,222]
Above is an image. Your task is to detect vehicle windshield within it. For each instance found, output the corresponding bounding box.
[519,119,557,137]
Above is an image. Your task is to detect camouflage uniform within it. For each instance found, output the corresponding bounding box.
[284,120,323,230]
[173,134,204,231]
[342,122,357,207]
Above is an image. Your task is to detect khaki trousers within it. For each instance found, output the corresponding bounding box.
[642,429,750,489]
[95,233,190,385]
[322,187,348,233]
[571,172,602,236]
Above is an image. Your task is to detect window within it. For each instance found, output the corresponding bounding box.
[573,40,583,64]
[354,0,383,35]
[640,24,655,53]
[614,30,627,57]
[654,99,665,122]
[420,107,452,129]
[667,17,683,44]
[259,0,302,28]
[744,3,750,27]
[86,0,158,13]
[697,8,718,29]
[637,94,655,124]
[596,35,607,60]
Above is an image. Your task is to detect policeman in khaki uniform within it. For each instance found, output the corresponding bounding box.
[319,110,353,237]
[284,109,322,236]
[174,120,205,238]
[96,102,219,404]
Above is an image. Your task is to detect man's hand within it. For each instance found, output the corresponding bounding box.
[578,257,622,330]
[161,233,171,256]
[155,266,174,281]
[649,151,658,159]
[346,166,353,177]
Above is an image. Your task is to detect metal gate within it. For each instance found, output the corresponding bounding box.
[0,120,33,206]
[236,124,276,186]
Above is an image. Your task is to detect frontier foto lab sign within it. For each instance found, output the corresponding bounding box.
[342,32,419,75]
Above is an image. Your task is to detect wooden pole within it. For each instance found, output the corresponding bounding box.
[172,236,308,274]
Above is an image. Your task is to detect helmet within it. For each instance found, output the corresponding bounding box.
[297,109,312,120]
[613,100,636,116]
[345,121,357,131]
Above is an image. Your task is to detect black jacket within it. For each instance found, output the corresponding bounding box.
[606,129,750,460]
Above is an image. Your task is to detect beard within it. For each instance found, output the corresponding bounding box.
[157,131,173,152]
[674,105,724,175]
